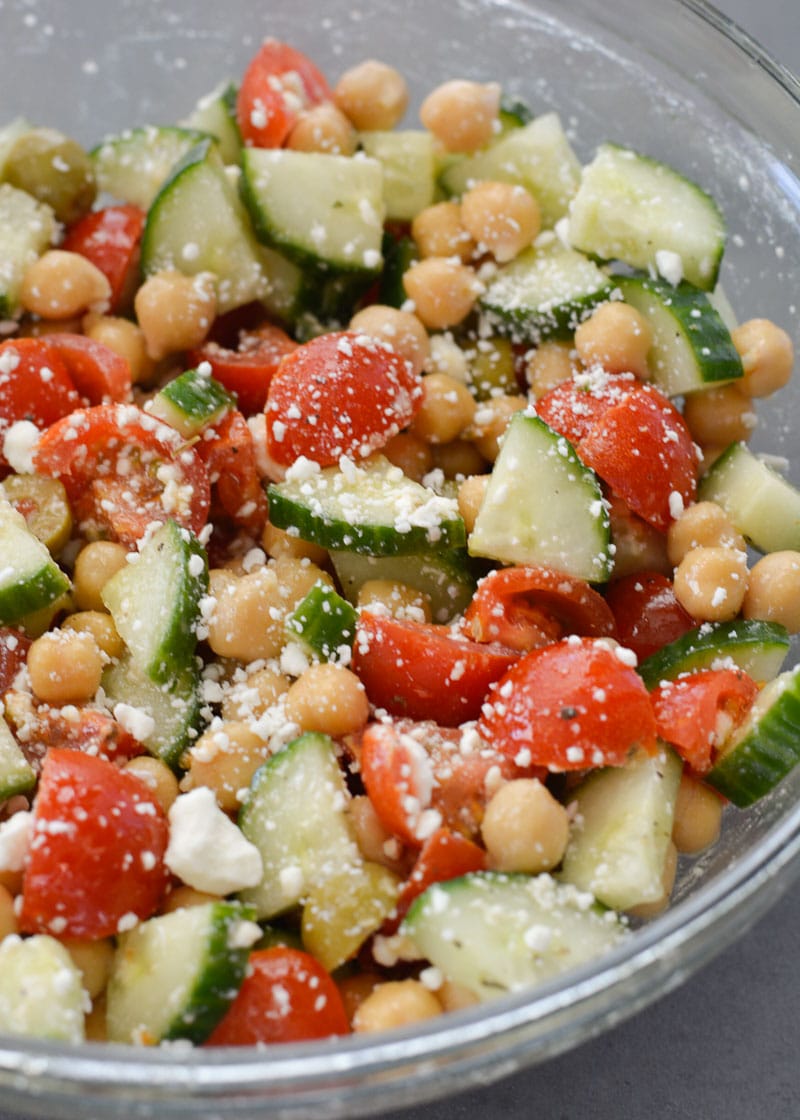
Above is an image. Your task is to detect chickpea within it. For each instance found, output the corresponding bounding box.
[61,610,125,660]
[402,258,480,330]
[85,997,108,1042]
[349,795,405,869]
[438,981,480,1013]
[732,318,793,398]
[457,474,490,533]
[62,938,114,1000]
[161,885,221,913]
[419,79,501,153]
[673,546,748,622]
[182,720,269,812]
[222,665,291,721]
[460,181,540,263]
[357,579,432,623]
[742,551,800,633]
[350,305,430,377]
[337,972,383,1025]
[205,566,286,662]
[284,663,369,738]
[672,773,724,855]
[411,372,477,444]
[83,313,155,385]
[667,501,745,567]
[27,629,104,704]
[682,383,756,447]
[574,301,653,379]
[382,430,434,482]
[73,540,129,612]
[525,340,575,398]
[334,60,409,131]
[411,201,475,264]
[481,778,570,874]
[465,394,528,461]
[261,520,328,565]
[432,438,488,480]
[353,979,442,1033]
[0,884,19,940]
[134,269,217,361]
[20,250,111,320]
[286,102,357,155]
[123,756,180,814]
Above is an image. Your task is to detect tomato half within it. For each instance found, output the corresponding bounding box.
[605,571,695,661]
[48,333,132,405]
[196,409,267,535]
[352,612,518,726]
[206,947,349,1046]
[264,331,423,468]
[0,338,83,467]
[18,748,169,939]
[534,372,636,445]
[478,636,658,770]
[61,204,145,312]
[360,722,438,846]
[651,668,758,773]
[388,826,487,932]
[190,324,298,415]
[236,40,333,149]
[16,704,144,768]
[463,565,618,652]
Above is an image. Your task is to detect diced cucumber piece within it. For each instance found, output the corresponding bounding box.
[358,130,436,221]
[241,148,385,274]
[498,95,535,132]
[560,747,682,911]
[402,871,629,1000]
[378,231,418,309]
[141,138,267,314]
[301,860,400,972]
[258,244,305,325]
[468,412,612,582]
[91,124,210,209]
[698,442,800,553]
[613,273,743,396]
[0,714,35,800]
[182,81,241,165]
[637,619,791,690]
[707,666,800,807]
[1,474,72,555]
[480,236,613,342]
[101,519,208,686]
[106,901,257,1045]
[0,182,56,318]
[439,113,581,228]
[330,546,478,623]
[286,580,357,663]
[0,935,86,1042]
[147,366,234,439]
[238,733,362,920]
[267,456,466,557]
[0,496,70,625]
[568,143,726,291]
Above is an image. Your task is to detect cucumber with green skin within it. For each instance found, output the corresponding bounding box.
[91,124,211,210]
[358,129,436,221]
[0,496,69,624]
[182,80,241,165]
[0,935,86,1042]
[147,366,234,438]
[0,714,35,800]
[330,546,478,623]
[637,619,791,691]
[285,580,358,662]
[698,442,800,553]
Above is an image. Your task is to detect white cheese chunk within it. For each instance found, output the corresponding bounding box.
[165,787,263,894]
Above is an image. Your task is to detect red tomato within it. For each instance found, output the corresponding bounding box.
[19,748,169,939]
[478,636,658,770]
[196,409,267,535]
[206,947,349,1046]
[605,572,695,661]
[47,333,132,405]
[17,704,144,768]
[190,323,298,415]
[651,668,758,773]
[264,331,423,468]
[61,204,145,312]
[33,403,210,546]
[0,338,83,467]
[0,630,30,695]
[463,566,617,652]
[237,40,333,149]
[383,826,487,933]
[360,722,438,846]
[534,372,636,445]
[352,612,518,726]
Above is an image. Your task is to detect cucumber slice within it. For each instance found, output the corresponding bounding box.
[0,182,56,318]
[0,713,35,800]
[240,148,384,274]
[0,496,70,625]
[330,546,478,623]
[498,95,535,131]
[91,124,210,209]
[285,581,357,663]
[101,519,208,686]
[358,130,435,221]
[0,935,86,1042]
[267,455,466,557]
[402,871,629,1000]
[182,81,241,165]
[147,366,234,439]
[106,900,257,1045]
[707,666,800,807]
[698,442,800,553]
[259,244,305,325]
[560,746,682,911]
[637,619,791,690]
[301,860,400,973]
[438,113,581,228]
[568,143,725,291]
[468,412,612,582]
[479,236,613,342]
[238,732,362,919]
[141,138,268,314]
[1,474,72,555]
[613,273,743,396]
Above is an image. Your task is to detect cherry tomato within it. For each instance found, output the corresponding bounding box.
[352,611,518,726]
[0,630,30,695]
[61,204,145,312]
[387,827,487,932]
[190,323,298,415]
[463,565,617,652]
[196,409,267,535]
[360,722,439,846]
[17,704,144,768]
[650,668,758,774]
[33,403,210,546]
[478,636,658,770]
[264,331,423,468]
[534,372,636,445]
[237,40,333,149]
[206,947,349,1045]
[47,333,132,405]
[18,748,169,939]
[0,338,83,467]
[605,572,695,661]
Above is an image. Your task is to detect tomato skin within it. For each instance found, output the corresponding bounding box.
[47,333,132,405]
[535,372,636,445]
[0,630,30,695]
[360,722,437,846]
[13,703,144,769]
[264,331,423,468]
[605,572,695,661]
[387,826,487,932]
[206,947,349,1046]
[0,338,83,467]
[478,636,658,770]
[19,748,169,939]
[61,204,145,312]
[651,668,758,774]
[463,565,617,652]
[352,612,518,727]
[237,40,333,149]
[196,409,267,535]
[190,324,298,415]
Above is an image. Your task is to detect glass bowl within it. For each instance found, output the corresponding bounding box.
[1,0,799,1116]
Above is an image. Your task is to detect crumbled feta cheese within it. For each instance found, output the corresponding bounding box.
[0,811,33,872]
[165,787,263,894]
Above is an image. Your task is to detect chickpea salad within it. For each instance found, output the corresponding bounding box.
[0,37,797,1048]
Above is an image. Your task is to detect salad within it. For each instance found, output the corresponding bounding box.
[0,35,797,1048]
